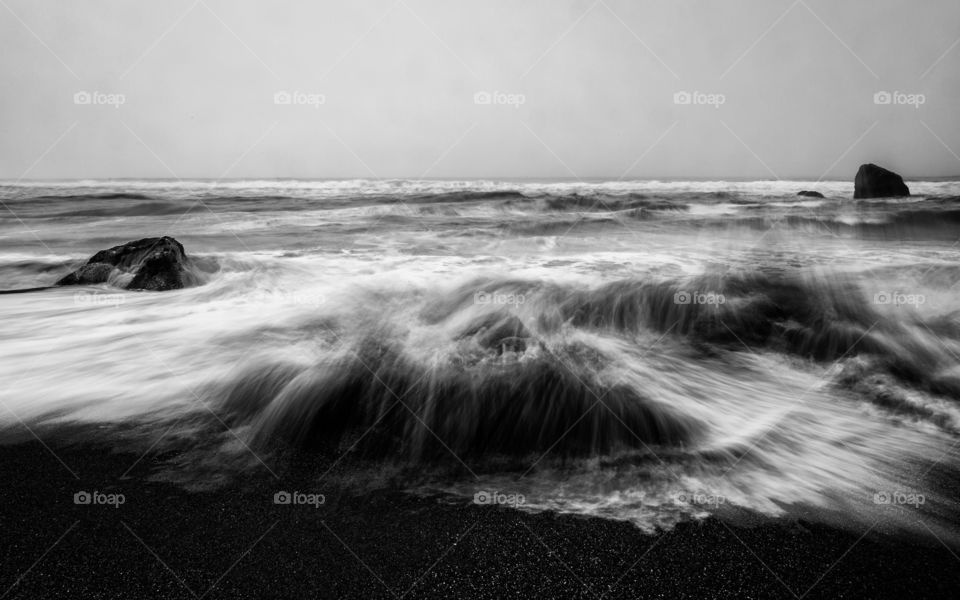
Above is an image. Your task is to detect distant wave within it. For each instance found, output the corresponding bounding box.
[4,187,960,234]
[399,190,529,204]
[47,201,186,218]
[35,192,154,201]
[542,192,687,212]
[711,203,960,238]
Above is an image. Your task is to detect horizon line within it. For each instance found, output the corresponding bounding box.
[4,175,960,183]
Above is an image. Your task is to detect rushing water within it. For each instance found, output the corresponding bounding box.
[2,178,959,537]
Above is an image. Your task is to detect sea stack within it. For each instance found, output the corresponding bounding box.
[57,236,194,291]
[854,163,910,199]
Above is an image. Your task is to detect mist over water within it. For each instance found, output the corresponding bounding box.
[2,179,959,537]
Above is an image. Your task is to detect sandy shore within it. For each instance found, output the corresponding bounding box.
[1,437,958,599]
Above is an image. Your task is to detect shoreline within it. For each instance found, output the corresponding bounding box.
[1,438,958,599]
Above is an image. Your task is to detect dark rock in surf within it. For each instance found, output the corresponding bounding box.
[854,164,910,199]
[57,236,194,291]
[61,262,114,285]
[797,191,825,198]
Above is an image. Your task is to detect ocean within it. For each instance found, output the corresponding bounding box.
[2,178,959,538]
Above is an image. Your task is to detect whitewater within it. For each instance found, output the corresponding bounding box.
[2,178,959,538]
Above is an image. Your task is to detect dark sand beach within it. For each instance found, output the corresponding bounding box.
[2,434,958,600]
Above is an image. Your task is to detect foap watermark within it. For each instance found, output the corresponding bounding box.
[73,291,125,307]
[474,290,525,306]
[873,489,925,507]
[873,90,925,109]
[673,90,725,108]
[675,491,726,507]
[274,90,326,108]
[873,291,925,307]
[273,490,325,508]
[674,291,725,305]
[74,490,125,508]
[473,90,526,108]
[74,90,126,108]
[473,490,526,506]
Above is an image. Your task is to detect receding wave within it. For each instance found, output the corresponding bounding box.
[219,336,698,461]
[193,267,960,480]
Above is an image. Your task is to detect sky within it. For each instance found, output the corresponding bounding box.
[1,0,959,180]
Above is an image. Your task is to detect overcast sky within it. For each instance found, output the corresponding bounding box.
[1,0,958,180]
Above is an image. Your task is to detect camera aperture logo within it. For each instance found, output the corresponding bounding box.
[673,290,725,305]
[473,90,526,108]
[873,291,925,307]
[74,490,125,508]
[873,490,925,507]
[73,91,126,108]
[273,490,325,508]
[873,90,925,109]
[274,90,326,108]
[673,90,725,108]
[473,490,525,506]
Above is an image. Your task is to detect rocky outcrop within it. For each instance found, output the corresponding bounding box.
[57,236,194,291]
[797,191,825,198]
[854,164,910,199]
